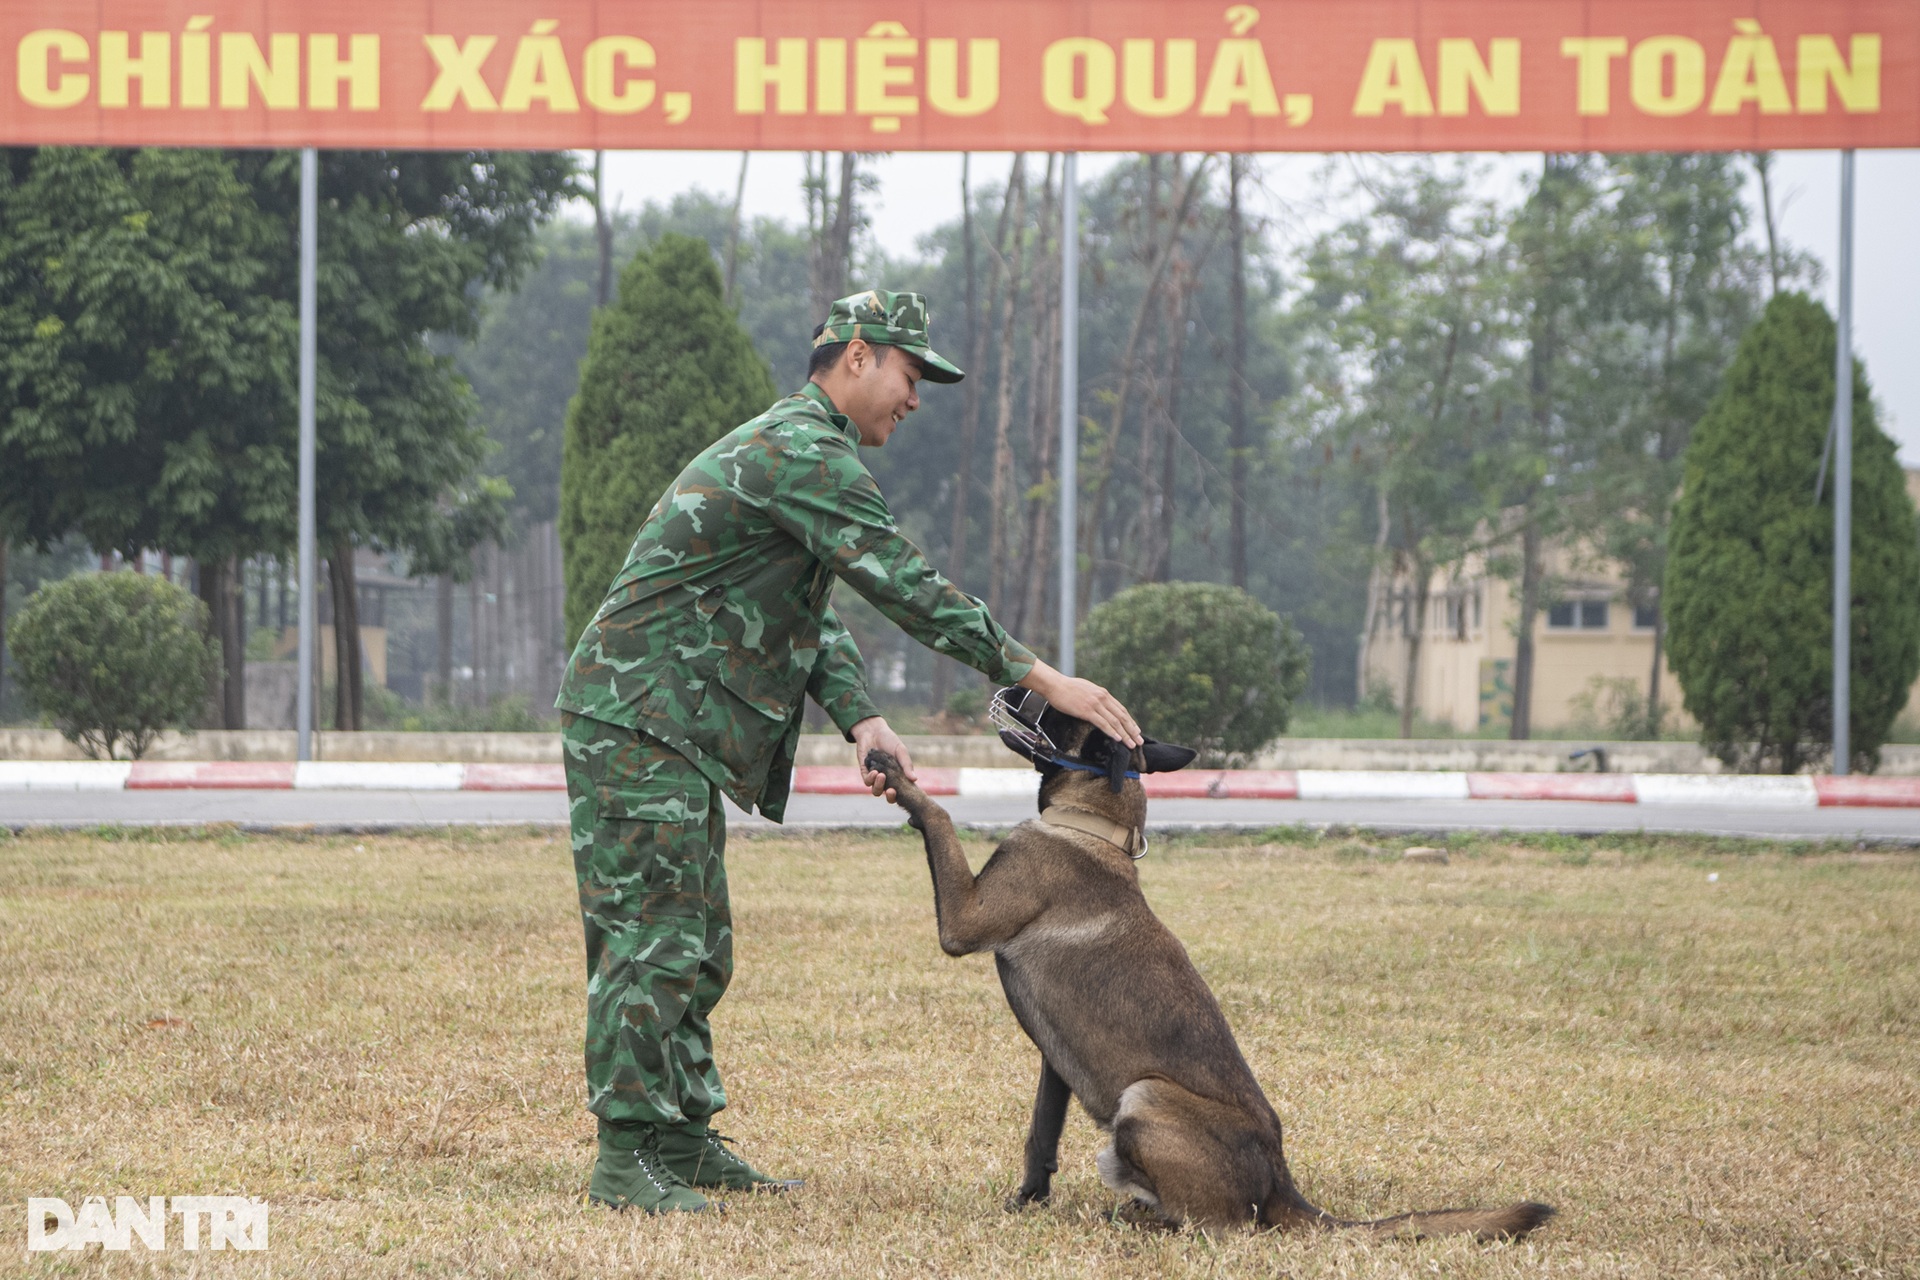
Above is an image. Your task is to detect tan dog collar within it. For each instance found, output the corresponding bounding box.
[1040,806,1148,860]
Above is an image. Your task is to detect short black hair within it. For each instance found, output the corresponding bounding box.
[807,324,892,380]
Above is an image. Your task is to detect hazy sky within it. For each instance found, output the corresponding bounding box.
[601,148,1920,463]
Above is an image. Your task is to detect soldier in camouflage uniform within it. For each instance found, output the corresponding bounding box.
[556,289,1141,1213]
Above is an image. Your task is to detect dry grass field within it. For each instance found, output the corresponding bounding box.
[2,822,1916,1278]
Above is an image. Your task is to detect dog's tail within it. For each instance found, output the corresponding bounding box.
[1351,1202,1555,1242]
[1263,1184,1554,1242]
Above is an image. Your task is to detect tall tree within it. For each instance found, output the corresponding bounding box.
[559,234,778,644]
[1591,154,1768,737]
[1494,154,1638,739]
[1666,292,1920,773]
[805,152,866,320]
[931,156,1023,709]
[236,148,573,728]
[0,147,295,726]
[1297,162,1513,736]
[1227,155,1252,590]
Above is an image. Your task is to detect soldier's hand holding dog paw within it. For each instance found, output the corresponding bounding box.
[853,716,917,800]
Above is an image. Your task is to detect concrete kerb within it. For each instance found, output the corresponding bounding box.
[4,728,1918,775]
[2,761,1918,807]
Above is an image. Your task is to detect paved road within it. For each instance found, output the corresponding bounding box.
[4,788,1916,841]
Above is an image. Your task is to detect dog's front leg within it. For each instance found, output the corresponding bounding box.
[1011,1058,1072,1208]
[865,750,1032,956]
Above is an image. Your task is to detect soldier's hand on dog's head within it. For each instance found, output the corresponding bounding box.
[1015,661,1143,749]
[852,716,917,801]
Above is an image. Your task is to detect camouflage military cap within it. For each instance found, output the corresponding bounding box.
[812,289,965,383]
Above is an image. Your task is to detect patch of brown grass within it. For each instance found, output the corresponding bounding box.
[1,824,1916,1277]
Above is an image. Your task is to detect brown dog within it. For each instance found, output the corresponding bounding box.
[864,691,1552,1239]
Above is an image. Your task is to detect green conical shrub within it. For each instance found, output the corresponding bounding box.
[1665,292,1920,773]
[559,233,779,644]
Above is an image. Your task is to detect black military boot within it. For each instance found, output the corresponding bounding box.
[655,1120,803,1193]
[589,1121,712,1213]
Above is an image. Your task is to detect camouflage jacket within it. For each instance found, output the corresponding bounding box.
[556,382,1036,821]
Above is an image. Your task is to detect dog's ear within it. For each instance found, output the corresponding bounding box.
[1140,740,1198,773]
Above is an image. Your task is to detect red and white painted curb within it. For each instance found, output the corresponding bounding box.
[1,761,1918,807]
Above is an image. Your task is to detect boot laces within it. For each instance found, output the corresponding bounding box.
[633,1139,689,1194]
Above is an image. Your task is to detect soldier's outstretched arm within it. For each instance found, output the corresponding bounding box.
[758,437,1035,688]
[805,604,880,735]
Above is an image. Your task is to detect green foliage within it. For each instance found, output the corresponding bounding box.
[559,233,778,644]
[0,148,292,561]
[1079,582,1308,764]
[6,571,219,759]
[0,147,573,578]
[461,192,814,533]
[1568,676,1655,741]
[1665,292,1920,773]
[944,686,987,721]
[362,684,554,733]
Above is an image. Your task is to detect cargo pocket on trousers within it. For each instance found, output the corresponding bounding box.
[592,789,710,920]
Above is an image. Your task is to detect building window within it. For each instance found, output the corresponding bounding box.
[1547,599,1610,630]
[1633,602,1659,629]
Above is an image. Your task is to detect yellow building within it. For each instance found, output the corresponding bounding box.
[1360,469,1920,734]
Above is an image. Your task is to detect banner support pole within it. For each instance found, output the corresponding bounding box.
[1056,152,1079,677]
[297,148,318,761]
[1831,149,1855,775]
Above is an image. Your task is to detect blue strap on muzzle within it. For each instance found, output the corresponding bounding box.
[1044,756,1140,781]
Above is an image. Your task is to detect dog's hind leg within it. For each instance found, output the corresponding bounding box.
[1097,1079,1275,1231]
[1011,1058,1072,1208]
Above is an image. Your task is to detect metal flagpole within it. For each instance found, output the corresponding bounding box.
[1831,149,1855,776]
[1056,152,1079,677]
[297,148,318,761]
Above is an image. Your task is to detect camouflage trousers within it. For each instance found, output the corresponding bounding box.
[562,712,732,1128]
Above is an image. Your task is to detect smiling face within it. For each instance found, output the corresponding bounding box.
[828,340,926,447]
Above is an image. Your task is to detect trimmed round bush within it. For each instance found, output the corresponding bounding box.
[1080,582,1309,765]
[7,570,221,759]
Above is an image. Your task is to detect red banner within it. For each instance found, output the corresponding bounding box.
[3,1,1913,152]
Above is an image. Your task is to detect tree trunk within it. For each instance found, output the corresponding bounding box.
[985,157,1029,616]
[468,571,483,707]
[436,573,455,704]
[808,153,860,318]
[1509,518,1542,740]
[1227,156,1251,590]
[1356,484,1390,703]
[1013,157,1062,643]
[1153,263,1192,583]
[724,151,749,306]
[593,151,613,308]
[1077,157,1213,617]
[0,538,10,718]
[328,539,363,732]
[1399,557,1431,739]
[934,154,1018,708]
[196,556,246,729]
[1646,604,1665,739]
[933,156,976,710]
[1752,152,1781,297]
